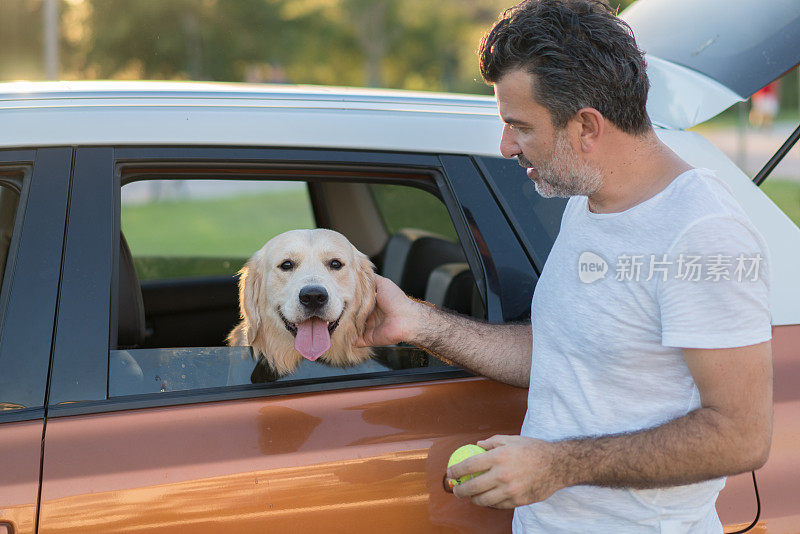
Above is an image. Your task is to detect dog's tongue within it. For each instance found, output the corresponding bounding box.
[294,318,331,361]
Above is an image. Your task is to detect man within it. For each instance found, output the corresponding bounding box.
[358,0,772,531]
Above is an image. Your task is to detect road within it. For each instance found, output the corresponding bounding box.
[697,121,799,182]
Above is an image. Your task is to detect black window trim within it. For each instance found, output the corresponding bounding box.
[48,145,511,417]
[0,148,72,425]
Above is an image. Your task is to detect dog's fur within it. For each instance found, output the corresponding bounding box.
[227,229,376,378]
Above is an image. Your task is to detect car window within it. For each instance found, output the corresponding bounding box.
[110,172,475,400]
[369,183,458,242]
[122,179,314,280]
[0,181,20,297]
[475,156,567,271]
[0,175,23,412]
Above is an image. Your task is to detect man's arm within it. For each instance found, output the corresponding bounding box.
[449,341,772,508]
[358,275,532,388]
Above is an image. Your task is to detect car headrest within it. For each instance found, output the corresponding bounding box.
[381,228,441,286]
[399,234,466,300]
[424,262,476,315]
[116,233,146,348]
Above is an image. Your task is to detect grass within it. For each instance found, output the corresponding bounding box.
[123,189,315,279]
[761,179,800,227]
[122,184,459,280]
[122,189,316,257]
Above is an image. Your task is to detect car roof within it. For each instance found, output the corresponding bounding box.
[0,81,505,155]
[0,80,501,110]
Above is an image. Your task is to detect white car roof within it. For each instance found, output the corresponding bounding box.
[2,81,799,326]
[0,81,506,156]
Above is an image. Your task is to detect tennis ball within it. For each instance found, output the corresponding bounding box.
[446,444,486,489]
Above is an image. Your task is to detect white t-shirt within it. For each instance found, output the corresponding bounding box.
[515,168,771,533]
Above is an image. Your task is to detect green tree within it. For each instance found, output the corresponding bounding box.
[0,0,45,80]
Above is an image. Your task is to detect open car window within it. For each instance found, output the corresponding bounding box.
[110,170,482,400]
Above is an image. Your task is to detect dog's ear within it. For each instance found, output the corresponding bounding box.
[352,251,377,336]
[238,257,265,345]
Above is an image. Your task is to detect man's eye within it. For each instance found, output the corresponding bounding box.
[329,259,343,270]
[279,260,294,271]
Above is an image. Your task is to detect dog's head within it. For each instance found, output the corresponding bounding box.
[237,229,376,375]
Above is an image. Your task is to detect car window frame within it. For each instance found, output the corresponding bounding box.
[473,156,568,274]
[0,148,72,424]
[46,146,538,417]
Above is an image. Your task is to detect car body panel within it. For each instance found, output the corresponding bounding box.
[655,128,800,327]
[638,55,744,130]
[0,420,42,534]
[39,378,525,533]
[622,0,800,98]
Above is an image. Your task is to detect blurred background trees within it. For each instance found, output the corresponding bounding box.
[0,0,796,115]
[1,0,640,94]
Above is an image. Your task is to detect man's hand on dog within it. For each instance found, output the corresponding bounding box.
[448,435,565,509]
[357,275,419,348]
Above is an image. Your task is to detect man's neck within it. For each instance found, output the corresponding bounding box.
[586,132,692,214]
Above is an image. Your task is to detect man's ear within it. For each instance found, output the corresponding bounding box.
[238,257,264,345]
[573,107,604,152]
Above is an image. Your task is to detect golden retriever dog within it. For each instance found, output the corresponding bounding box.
[227,229,376,379]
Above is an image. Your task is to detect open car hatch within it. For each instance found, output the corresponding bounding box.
[621,0,800,130]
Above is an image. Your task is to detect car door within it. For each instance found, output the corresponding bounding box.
[0,148,71,534]
[36,147,547,533]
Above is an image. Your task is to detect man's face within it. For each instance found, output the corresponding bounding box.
[494,69,602,198]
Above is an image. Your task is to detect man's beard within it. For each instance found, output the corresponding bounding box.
[518,131,603,198]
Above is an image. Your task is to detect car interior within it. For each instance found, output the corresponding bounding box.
[0,179,21,295]
[109,173,484,396]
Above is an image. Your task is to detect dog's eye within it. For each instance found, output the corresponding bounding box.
[279,260,294,271]
[329,259,343,270]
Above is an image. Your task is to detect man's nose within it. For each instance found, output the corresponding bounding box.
[499,124,520,159]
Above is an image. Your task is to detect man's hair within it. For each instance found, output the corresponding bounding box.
[479,0,651,135]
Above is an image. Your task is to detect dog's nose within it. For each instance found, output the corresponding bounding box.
[299,285,328,309]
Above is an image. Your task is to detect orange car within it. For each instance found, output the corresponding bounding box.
[2,3,800,532]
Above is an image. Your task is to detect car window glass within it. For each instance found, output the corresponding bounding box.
[111,175,474,400]
[0,178,23,412]
[475,156,567,270]
[0,182,20,296]
[369,183,458,242]
[122,179,314,280]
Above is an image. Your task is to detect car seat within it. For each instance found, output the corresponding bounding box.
[424,262,482,317]
[380,228,466,300]
[115,233,146,349]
